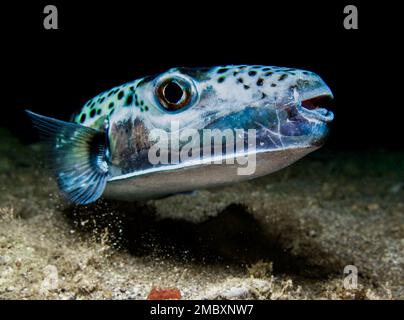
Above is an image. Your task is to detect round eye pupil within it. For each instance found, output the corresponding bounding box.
[163,81,183,104]
[156,77,194,112]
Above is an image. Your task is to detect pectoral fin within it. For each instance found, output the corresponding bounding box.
[26,110,109,205]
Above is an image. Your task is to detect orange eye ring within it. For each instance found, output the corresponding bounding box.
[156,78,192,112]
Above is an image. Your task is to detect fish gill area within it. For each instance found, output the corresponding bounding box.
[0,127,403,299]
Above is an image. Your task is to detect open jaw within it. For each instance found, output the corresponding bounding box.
[255,91,335,149]
[299,93,335,123]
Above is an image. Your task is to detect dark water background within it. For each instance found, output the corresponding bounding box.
[1,1,402,150]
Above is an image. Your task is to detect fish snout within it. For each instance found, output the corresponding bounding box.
[294,72,335,123]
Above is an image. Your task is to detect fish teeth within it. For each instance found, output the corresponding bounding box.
[316,108,329,115]
[298,104,334,123]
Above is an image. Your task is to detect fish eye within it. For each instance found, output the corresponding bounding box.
[155,77,193,112]
[164,81,183,104]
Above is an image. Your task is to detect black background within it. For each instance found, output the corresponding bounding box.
[2,1,402,149]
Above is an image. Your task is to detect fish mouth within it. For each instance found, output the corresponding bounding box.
[299,93,335,123]
[272,86,334,146]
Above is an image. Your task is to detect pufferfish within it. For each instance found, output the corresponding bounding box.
[27,65,334,205]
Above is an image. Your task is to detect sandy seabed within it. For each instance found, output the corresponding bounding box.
[0,128,403,299]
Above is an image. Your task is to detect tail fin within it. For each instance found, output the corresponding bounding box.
[26,110,109,205]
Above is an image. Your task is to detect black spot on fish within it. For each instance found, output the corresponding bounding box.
[140,100,144,106]
[125,94,133,106]
[79,114,86,123]
[118,91,124,100]
[217,76,225,83]
[99,97,105,103]
[109,102,114,109]
[256,78,264,86]
[262,67,271,71]
[271,83,277,87]
[85,99,92,106]
[279,74,288,81]
[96,109,101,115]
[244,85,250,90]
[145,106,149,111]
[248,71,257,76]
[217,68,228,74]
[261,92,267,99]
[109,108,115,115]
[90,109,96,118]
[252,65,261,69]
[264,71,273,77]
[303,71,310,75]
[129,86,135,91]
[233,71,239,76]
[90,102,96,109]
[237,78,243,83]
[107,90,114,97]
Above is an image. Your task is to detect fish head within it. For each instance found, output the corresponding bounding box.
[108,65,334,177]
[173,65,334,148]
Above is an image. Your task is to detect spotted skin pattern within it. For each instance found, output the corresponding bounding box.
[72,78,148,129]
[72,65,317,131]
